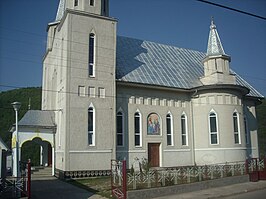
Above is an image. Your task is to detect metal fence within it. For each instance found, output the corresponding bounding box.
[127,161,246,190]
[111,158,266,198]
[0,160,31,198]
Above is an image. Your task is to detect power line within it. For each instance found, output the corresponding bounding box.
[196,0,266,21]
[0,84,263,107]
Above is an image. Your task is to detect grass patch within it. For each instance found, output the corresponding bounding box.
[67,176,114,199]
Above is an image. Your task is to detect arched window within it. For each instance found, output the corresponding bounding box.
[166,113,173,146]
[117,111,123,146]
[233,112,241,144]
[88,106,95,146]
[134,112,142,147]
[89,33,95,77]
[181,113,188,146]
[209,111,218,145]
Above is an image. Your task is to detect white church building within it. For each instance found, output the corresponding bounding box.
[12,0,264,178]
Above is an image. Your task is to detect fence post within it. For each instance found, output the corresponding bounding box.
[122,160,127,199]
[27,159,31,199]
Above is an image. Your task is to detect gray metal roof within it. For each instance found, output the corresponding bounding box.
[116,36,263,98]
[55,0,65,21]
[0,136,8,150]
[18,110,55,128]
[207,19,226,56]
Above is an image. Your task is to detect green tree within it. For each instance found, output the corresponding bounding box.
[257,99,266,156]
[0,87,42,164]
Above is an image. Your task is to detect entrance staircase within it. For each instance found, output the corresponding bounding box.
[31,166,53,180]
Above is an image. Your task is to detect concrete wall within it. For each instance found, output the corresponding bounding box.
[42,8,117,171]
[192,90,246,164]
[127,175,249,199]
[116,84,194,168]
[117,85,259,168]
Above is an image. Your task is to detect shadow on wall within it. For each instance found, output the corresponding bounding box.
[245,106,258,158]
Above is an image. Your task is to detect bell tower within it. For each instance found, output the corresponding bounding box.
[43,0,117,174]
[56,0,109,21]
[200,18,236,85]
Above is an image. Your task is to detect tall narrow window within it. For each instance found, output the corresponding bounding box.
[135,112,141,147]
[90,0,94,6]
[88,107,95,146]
[89,33,95,77]
[233,112,241,144]
[117,112,123,146]
[209,111,218,145]
[166,114,173,146]
[103,0,106,15]
[181,114,188,146]
[74,0,78,7]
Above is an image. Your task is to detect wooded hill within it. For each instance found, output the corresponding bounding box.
[0,87,41,165]
[0,87,265,162]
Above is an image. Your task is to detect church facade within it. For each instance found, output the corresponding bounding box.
[15,0,263,177]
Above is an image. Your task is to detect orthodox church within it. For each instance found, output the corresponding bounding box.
[13,0,263,178]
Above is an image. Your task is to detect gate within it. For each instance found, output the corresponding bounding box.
[246,158,266,182]
[0,159,31,198]
[111,160,127,199]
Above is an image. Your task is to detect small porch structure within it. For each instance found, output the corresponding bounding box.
[10,110,56,176]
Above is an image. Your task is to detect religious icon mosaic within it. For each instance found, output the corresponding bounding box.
[147,113,160,135]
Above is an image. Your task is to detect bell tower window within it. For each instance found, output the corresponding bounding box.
[89,33,95,77]
[88,106,95,146]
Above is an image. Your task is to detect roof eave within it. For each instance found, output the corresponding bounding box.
[192,84,250,96]
[116,80,192,93]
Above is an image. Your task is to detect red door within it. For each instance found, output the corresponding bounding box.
[148,143,160,167]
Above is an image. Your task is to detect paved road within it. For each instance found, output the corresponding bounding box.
[31,177,107,199]
[153,181,266,199]
[222,188,266,199]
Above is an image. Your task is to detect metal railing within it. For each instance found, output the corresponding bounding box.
[127,161,246,190]
[0,159,31,198]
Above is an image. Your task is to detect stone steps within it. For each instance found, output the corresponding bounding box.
[31,167,53,180]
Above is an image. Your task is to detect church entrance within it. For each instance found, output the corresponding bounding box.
[148,143,160,167]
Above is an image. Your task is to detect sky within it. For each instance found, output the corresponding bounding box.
[0,0,265,96]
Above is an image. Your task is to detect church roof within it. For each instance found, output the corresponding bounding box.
[18,110,55,128]
[116,36,263,98]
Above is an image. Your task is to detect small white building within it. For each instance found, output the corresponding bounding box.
[12,0,263,178]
